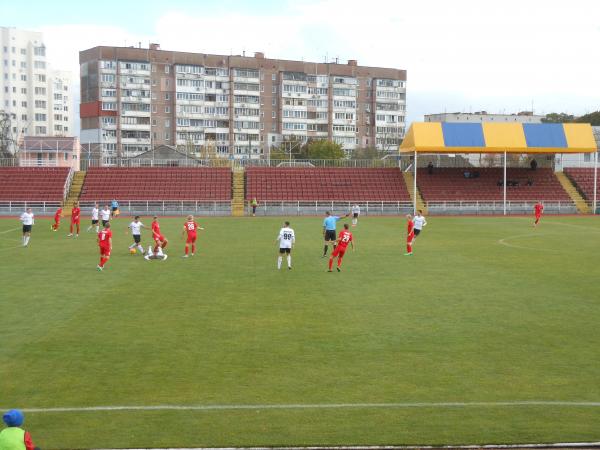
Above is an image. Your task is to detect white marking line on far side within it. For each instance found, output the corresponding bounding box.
[0,227,19,234]
[12,401,600,414]
[497,232,558,252]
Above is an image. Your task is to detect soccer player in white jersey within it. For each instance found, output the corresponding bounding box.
[276,221,295,270]
[20,208,34,247]
[351,204,360,226]
[87,203,100,233]
[100,205,111,227]
[127,216,146,255]
[412,210,427,241]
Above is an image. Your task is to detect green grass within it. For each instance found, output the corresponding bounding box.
[1,215,600,449]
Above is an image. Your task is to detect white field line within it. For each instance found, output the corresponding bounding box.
[0,227,19,234]
[11,401,600,414]
[93,444,600,450]
[497,233,559,252]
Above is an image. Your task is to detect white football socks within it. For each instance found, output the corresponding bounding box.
[277,256,282,269]
[287,255,291,268]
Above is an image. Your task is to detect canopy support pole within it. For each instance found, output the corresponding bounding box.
[503,151,507,216]
[413,150,418,214]
[594,150,598,215]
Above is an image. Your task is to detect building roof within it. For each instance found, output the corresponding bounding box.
[400,122,597,154]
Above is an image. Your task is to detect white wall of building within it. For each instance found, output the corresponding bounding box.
[0,27,73,153]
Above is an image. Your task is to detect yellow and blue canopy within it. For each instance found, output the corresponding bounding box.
[400,122,597,154]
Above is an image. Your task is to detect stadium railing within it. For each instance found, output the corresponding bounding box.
[78,158,401,169]
[425,200,577,215]
[78,200,231,216]
[251,201,414,216]
[0,201,63,215]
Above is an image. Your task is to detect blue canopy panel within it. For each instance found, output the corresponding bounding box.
[523,123,568,148]
[441,123,486,147]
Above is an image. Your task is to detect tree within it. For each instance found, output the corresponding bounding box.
[306,140,345,159]
[351,146,386,160]
[0,111,17,157]
[542,113,575,123]
[575,111,600,126]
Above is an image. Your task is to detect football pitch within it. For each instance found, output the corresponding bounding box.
[1,215,600,449]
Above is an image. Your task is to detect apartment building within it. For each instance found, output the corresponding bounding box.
[0,27,73,152]
[79,45,407,163]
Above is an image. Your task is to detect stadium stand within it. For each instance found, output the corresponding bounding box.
[0,167,70,201]
[79,167,232,201]
[246,167,410,201]
[416,168,571,201]
[564,168,599,201]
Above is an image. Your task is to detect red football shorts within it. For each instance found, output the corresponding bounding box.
[332,246,347,258]
[99,246,111,257]
[407,232,415,242]
[154,234,165,242]
[186,234,197,243]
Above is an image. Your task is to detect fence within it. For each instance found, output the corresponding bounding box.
[0,201,63,215]
[253,201,412,216]
[76,158,401,170]
[77,201,231,216]
[425,200,578,215]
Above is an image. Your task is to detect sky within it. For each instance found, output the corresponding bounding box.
[3,0,600,131]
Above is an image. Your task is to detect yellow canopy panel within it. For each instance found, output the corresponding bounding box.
[399,122,597,154]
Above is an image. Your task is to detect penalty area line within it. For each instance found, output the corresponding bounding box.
[0,227,20,234]
[11,401,600,414]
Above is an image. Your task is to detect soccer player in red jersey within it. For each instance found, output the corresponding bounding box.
[151,216,168,257]
[68,201,81,237]
[182,214,204,258]
[534,201,544,227]
[328,223,354,272]
[51,206,62,231]
[97,223,112,271]
[405,214,415,256]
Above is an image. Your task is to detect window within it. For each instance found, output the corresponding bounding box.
[282,84,307,94]
[272,111,276,118]
[165,120,170,128]
[20,48,26,55]
[272,98,276,106]
[152,65,157,73]
[272,86,277,94]
[102,116,116,125]
[101,74,115,83]
[272,73,277,81]
[35,74,46,82]
[165,106,170,113]
[20,61,26,69]
[20,74,26,81]
[165,132,170,140]
[34,60,46,69]
[165,65,170,74]
[234,82,260,91]
[101,89,117,97]
[233,68,259,78]
[164,92,170,100]
[34,46,46,56]
[152,105,157,113]
[102,102,117,111]
[34,113,47,121]
[34,100,47,108]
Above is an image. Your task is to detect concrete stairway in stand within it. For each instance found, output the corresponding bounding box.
[231,168,245,217]
[555,171,591,214]
[402,171,428,214]
[63,171,86,215]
